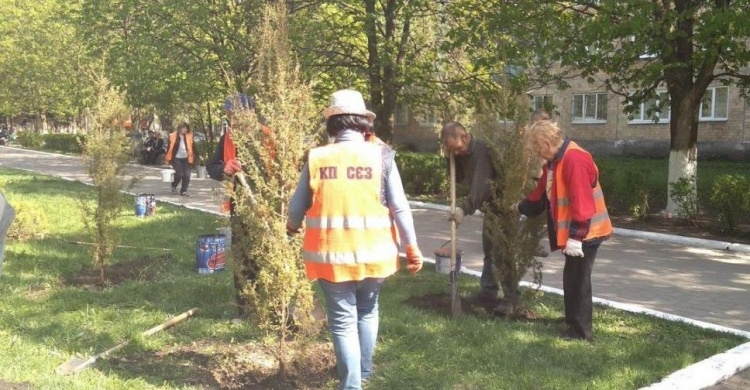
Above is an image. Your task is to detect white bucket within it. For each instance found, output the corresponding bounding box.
[161,169,175,183]
[196,166,207,179]
[434,246,462,274]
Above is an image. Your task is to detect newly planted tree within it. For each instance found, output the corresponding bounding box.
[80,79,132,284]
[475,97,546,317]
[229,3,319,375]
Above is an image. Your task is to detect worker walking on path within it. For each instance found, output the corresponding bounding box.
[165,123,195,196]
[287,89,424,390]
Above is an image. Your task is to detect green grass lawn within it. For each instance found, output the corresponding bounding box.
[0,168,746,389]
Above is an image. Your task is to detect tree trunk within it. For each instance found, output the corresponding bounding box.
[40,112,49,134]
[665,88,700,216]
[364,0,387,141]
[160,111,173,132]
[207,101,215,144]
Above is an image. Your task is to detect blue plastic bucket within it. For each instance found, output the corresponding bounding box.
[195,234,227,274]
[134,194,156,217]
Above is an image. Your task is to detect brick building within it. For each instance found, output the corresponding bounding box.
[392,77,750,160]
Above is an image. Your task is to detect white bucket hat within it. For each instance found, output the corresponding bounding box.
[322,89,376,121]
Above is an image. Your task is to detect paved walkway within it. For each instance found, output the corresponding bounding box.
[1,146,748,332]
[2,146,749,388]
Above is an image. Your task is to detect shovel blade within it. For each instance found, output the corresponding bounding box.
[450,271,462,319]
[56,356,94,375]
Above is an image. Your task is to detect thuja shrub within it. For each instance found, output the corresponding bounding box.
[229,3,317,374]
[476,98,546,317]
[79,80,132,284]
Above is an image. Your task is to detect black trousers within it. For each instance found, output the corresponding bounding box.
[563,244,599,340]
[171,158,191,193]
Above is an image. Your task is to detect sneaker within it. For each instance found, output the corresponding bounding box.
[171,186,177,193]
[180,192,189,197]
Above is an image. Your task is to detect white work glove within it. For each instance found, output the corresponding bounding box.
[562,238,584,257]
[447,208,465,227]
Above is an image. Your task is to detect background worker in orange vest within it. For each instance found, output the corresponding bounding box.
[517,120,613,342]
[165,122,195,196]
[206,94,276,314]
[287,89,423,390]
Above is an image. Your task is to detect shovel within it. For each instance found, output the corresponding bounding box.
[56,307,198,375]
[449,154,462,319]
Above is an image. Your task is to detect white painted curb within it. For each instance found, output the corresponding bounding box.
[409,200,750,254]
[640,342,750,390]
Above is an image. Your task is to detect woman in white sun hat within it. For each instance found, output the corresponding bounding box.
[287,89,423,390]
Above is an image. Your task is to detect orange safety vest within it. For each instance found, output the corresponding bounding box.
[303,142,399,282]
[549,141,613,245]
[166,132,194,164]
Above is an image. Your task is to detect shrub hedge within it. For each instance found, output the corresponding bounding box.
[395,151,447,196]
[16,131,45,149]
[42,134,86,154]
[15,132,86,154]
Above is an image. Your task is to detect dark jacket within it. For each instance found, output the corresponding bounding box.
[208,134,231,181]
[450,136,496,215]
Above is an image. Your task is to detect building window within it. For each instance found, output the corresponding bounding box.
[532,95,553,111]
[630,92,670,123]
[394,103,408,125]
[415,109,437,127]
[699,86,728,121]
[571,93,607,123]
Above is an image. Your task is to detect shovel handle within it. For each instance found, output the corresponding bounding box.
[449,154,457,268]
[142,307,198,337]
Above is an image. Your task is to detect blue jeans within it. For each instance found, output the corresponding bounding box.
[319,278,384,390]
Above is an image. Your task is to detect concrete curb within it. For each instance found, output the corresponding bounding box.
[409,200,750,254]
[421,256,750,390]
[640,342,750,390]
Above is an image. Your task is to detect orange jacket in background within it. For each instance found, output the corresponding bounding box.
[166,132,194,164]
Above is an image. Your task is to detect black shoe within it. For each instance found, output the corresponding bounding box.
[171,186,177,193]
[180,192,189,197]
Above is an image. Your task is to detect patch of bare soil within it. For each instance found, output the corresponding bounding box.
[109,340,336,390]
[405,292,539,320]
[0,380,31,390]
[610,213,750,245]
[64,254,173,288]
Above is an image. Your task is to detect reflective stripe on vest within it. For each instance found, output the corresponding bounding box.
[305,215,394,230]
[303,142,399,282]
[302,245,399,264]
[553,141,613,244]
